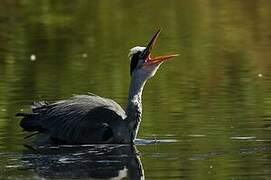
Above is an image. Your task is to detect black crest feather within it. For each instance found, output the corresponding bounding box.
[130,52,141,75]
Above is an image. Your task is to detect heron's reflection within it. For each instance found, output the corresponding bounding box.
[22,144,144,180]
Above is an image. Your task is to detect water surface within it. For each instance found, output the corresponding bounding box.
[1,0,271,179]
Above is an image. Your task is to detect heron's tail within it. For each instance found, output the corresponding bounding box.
[16,113,43,132]
[16,101,48,132]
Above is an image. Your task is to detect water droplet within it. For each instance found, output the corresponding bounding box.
[82,53,88,58]
[30,54,36,61]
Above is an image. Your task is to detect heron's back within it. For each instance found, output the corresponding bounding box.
[18,95,128,144]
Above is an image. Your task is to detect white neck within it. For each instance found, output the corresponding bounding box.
[126,73,147,141]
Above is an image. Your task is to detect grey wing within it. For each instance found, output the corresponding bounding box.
[20,95,126,144]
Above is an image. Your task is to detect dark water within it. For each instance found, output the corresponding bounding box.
[1,0,271,179]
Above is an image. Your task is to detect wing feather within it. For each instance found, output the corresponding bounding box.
[21,95,126,144]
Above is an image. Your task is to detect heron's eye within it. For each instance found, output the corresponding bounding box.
[130,52,142,75]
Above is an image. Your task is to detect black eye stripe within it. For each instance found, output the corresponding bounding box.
[130,52,141,75]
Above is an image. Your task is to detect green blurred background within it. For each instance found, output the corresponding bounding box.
[0,0,271,179]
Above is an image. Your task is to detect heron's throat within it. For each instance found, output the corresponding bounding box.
[126,75,146,139]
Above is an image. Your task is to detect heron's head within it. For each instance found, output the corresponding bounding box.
[128,29,179,80]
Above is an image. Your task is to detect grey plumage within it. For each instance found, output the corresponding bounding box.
[18,95,131,144]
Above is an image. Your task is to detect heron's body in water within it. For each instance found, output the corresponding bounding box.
[17,30,178,144]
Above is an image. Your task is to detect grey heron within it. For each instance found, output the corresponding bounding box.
[17,29,179,144]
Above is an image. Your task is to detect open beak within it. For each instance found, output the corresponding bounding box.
[142,29,179,66]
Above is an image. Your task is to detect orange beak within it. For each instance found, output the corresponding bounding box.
[142,29,179,66]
